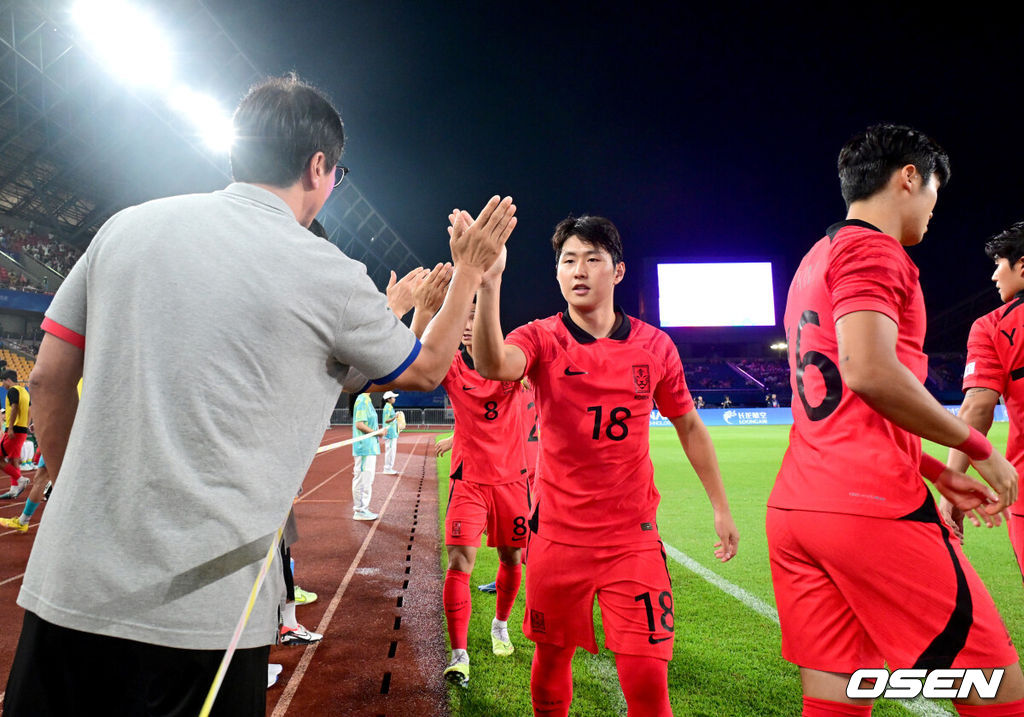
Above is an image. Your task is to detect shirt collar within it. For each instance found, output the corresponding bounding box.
[219,182,297,219]
[826,219,883,242]
[560,306,632,344]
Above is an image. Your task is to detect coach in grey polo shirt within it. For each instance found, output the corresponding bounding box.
[4,75,517,715]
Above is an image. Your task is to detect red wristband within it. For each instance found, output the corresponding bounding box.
[955,426,993,462]
[919,453,947,483]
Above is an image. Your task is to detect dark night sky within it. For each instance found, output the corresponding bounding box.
[204,2,1024,350]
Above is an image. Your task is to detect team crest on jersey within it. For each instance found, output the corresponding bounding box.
[501,381,517,394]
[530,609,546,633]
[632,364,651,398]
[451,521,462,537]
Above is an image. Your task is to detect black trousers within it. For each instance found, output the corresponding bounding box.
[4,611,269,716]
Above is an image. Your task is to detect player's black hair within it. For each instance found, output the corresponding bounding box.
[837,124,950,208]
[1,370,17,382]
[984,221,1024,268]
[551,214,623,266]
[230,73,345,188]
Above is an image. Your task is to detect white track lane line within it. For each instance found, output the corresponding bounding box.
[662,542,952,717]
[271,435,424,717]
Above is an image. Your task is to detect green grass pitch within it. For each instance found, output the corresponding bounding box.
[436,423,1021,716]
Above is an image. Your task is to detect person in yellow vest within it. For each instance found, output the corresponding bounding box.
[0,370,30,499]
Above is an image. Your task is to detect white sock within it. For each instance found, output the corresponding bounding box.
[17,513,29,526]
[282,601,297,629]
[450,648,469,663]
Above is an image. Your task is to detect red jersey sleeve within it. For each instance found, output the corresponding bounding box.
[826,232,916,324]
[963,314,1005,393]
[652,334,694,418]
[506,321,550,379]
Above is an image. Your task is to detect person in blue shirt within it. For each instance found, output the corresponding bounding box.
[381,391,400,475]
[352,393,381,520]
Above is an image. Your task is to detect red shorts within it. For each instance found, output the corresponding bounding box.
[522,533,674,659]
[1010,511,1024,582]
[767,505,1018,673]
[444,478,529,548]
[1,432,26,463]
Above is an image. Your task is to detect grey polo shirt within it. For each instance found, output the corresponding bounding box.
[19,183,418,649]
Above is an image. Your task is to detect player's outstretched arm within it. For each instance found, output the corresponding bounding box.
[471,247,527,381]
[380,196,516,391]
[27,332,83,481]
[668,410,738,562]
[940,387,1001,537]
[836,310,1017,514]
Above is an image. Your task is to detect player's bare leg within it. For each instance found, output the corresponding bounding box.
[614,652,671,716]
[954,662,1024,711]
[800,668,872,715]
[492,545,522,656]
[0,463,47,533]
[443,544,477,685]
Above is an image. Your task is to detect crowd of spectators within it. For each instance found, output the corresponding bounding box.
[0,266,44,293]
[734,357,790,393]
[0,220,81,284]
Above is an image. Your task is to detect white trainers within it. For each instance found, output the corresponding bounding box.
[267,663,283,687]
[1,477,29,499]
[279,623,323,645]
[352,510,378,521]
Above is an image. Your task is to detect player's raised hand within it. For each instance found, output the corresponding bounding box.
[481,246,507,287]
[414,262,454,315]
[447,196,516,277]
[969,450,1018,518]
[712,509,739,562]
[386,266,428,319]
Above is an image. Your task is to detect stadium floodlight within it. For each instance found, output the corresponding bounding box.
[71,0,174,89]
[167,86,235,153]
[770,341,788,351]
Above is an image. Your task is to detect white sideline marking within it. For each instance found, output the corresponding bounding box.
[662,542,952,717]
[271,435,423,716]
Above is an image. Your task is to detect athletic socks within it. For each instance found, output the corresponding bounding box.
[531,642,575,717]
[956,698,1024,716]
[281,601,298,629]
[2,462,19,482]
[21,499,39,524]
[614,653,672,716]
[802,696,872,716]
[494,562,521,622]
[443,569,471,650]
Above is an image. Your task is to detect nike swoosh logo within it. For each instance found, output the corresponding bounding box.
[648,635,672,644]
[563,368,586,376]
[462,385,476,391]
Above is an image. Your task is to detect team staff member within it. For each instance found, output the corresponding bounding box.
[768,124,1022,715]
[470,213,738,717]
[943,220,1024,581]
[0,370,30,499]
[382,390,400,475]
[352,392,382,521]
[6,73,516,716]
[433,306,529,686]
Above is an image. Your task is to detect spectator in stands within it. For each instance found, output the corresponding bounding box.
[4,73,515,715]
[721,395,733,408]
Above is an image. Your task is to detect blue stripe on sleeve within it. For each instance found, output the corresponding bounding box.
[371,338,422,385]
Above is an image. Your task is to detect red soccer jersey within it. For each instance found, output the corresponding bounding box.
[522,382,540,483]
[441,349,528,485]
[768,220,931,518]
[506,310,694,546]
[963,298,1024,514]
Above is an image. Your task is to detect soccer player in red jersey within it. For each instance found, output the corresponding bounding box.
[942,221,1024,582]
[767,124,1024,715]
[468,214,738,717]
[434,305,530,686]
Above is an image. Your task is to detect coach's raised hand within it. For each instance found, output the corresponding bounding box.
[375,197,516,393]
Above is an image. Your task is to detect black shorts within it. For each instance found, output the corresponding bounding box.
[4,611,269,716]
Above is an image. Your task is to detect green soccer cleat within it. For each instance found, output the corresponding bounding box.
[0,516,27,533]
[293,586,318,605]
[491,618,514,657]
[443,656,470,687]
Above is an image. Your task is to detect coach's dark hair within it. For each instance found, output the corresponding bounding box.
[837,124,950,208]
[984,221,1024,268]
[230,73,345,188]
[1,370,17,382]
[551,215,623,266]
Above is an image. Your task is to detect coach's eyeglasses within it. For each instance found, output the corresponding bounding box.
[333,165,350,189]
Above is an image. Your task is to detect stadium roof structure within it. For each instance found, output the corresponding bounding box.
[0,0,423,287]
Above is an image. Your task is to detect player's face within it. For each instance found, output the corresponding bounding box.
[991,257,1024,303]
[901,172,940,246]
[556,236,625,311]
[462,308,475,349]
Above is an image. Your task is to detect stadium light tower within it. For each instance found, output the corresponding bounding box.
[71,0,174,89]
[168,86,235,153]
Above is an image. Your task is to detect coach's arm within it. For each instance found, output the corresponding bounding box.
[836,310,1017,513]
[378,197,516,392]
[27,332,83,482]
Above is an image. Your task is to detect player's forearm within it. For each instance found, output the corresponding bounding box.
[409,306,435,338]
[472,279,521,380]
[673,412,731,512]
[947,388,998,473]
[389,266,480,390]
